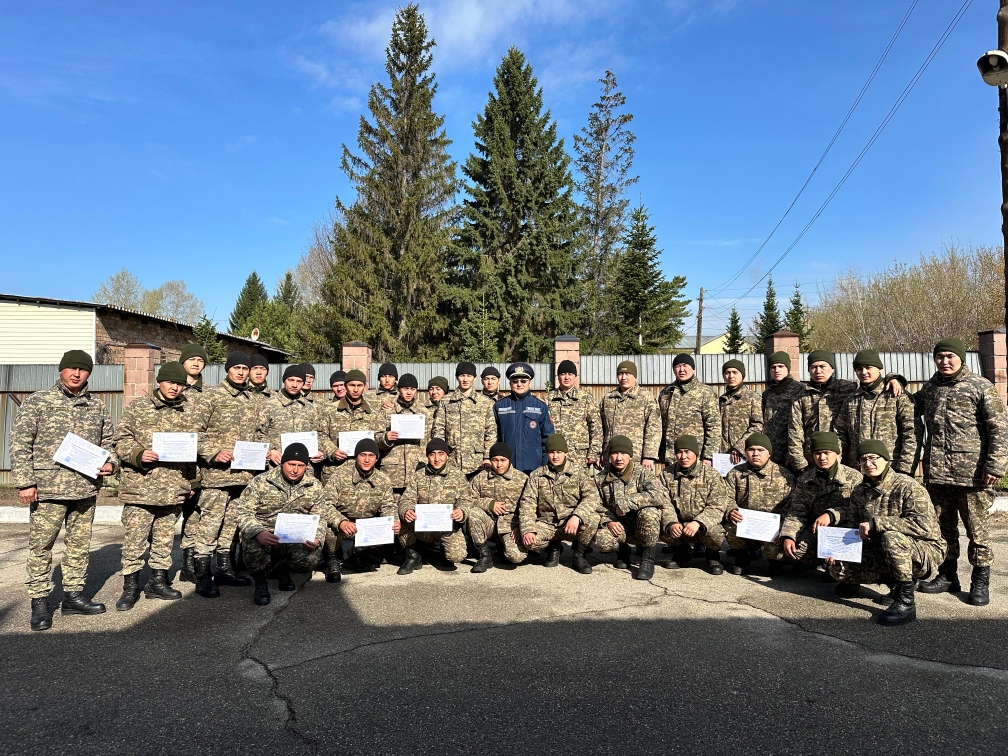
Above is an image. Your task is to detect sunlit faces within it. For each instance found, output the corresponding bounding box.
[813,449,837,470]
[723,368,743,389]
[159,380,185,400]
[745,444,769,468]
[356,451,378,472]
[59,367,90,393]
[489,455,511,475]
[808,361,833,384]
[249,365,268,386]
[675,447,697,468]
[609,450,631,474]
[347,380,366,401]
[617,371,636,390]
[934,351,962,376]
[427,449,448,469]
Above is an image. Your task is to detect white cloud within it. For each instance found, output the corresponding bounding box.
[269,216,289,226]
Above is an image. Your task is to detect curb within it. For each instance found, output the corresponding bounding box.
[0,505,125,524]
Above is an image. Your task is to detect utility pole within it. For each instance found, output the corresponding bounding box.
[694,287,704,354]
[1000,1,1008,329]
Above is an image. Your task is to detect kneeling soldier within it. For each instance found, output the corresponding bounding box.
[659,434,729,574]
[827,440,947,626]
[235,443,327,605]
[468,442,529,573]
[111,361,199,610]
[514,434,602,574]
[397,439,474,574]
[591,435,669,581]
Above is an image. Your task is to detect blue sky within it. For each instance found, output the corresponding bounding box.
[0,1,1000,338]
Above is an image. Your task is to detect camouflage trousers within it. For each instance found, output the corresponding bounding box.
[507,511,602,564]
[243,537,323,573]
[468,507,510,546]
[398,520,468,563]
[194,486,244,557]
[661,521,725,553]
[496,515,524,563]
[775,527,819,564]
[592,509,662,552]
[179,489,201,550]
[829,531,945,584]
[927,485,994,567]
[27,498,96,599]
[121,504,180,575]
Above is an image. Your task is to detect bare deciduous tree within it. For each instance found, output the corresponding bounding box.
[93,269,204,324]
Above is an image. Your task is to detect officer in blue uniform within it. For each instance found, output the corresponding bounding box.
[493,363,555,474]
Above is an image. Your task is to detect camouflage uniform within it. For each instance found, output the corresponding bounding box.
[835,381,917,474]
[545,386,602,468]
[659,462,729,552]
[180,379,205,550]
[259,389,319,456]
[11,381,118,599]
[591,461,669,553]
[378,397,436,489]
[724,461,794,558]
[235,466,328,573]
[469,466,529,561]
[482,389,504,403]
[830,469,947,585]
[761,378,806,468]
[512,464,601,562]
[719,387,763,456]
[778,462,860,563]
[249,383,276,410]
[432,387,496,476]
[789,377,859,472]
[914,366,1008,567]
[365,385,399,413]
[317,397,387,484]
[323,463,397,557]
[398,464,474,563]
[658,378,720,463]
[599,385,661,462]
[112,389,200,575]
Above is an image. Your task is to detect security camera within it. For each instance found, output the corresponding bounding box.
[978,49,1008,87]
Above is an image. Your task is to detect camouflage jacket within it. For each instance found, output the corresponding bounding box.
[659,462,729,533]
[658,378,720,463]
[482,389,504,403]
[724,461,794,517]
[112,390,199,506]
[599,385,661,462]
[235,465,328,542]
[594,461,669,525]
[398,463,475,520]
[182,377,204,406]
[841,469,945,552]
[323,462,397,528]
[761,378,806,467]
[789,377,859,472]
[378,396,436,488]
[259,390,319,452]
[249,383,276,410]
[317,396,387,484]
[914,366,1008,486]
[11,381,119,500]
[518,463,602,534]
[193,379,264,489]
[432,387,496,475]
[365,385,399,414]
[545,386,602,462]
[778,462,860,541]
[719,386,763,455]
[835,382,917,474]
[470,466,529,520]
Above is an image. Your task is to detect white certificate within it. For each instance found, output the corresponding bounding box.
[273,513,321,544]
[712,453,737,477]
[734,509,780,542]
[817,526,863,563]
[390,414,426,440]
[151,432,198,463]
[281,431,318,458]
[231,441,269,470]
[415,503,453,532]
[354,516,395,547]
[53,432,110,478]
[338,430,375,455]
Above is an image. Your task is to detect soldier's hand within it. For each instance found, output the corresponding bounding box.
[984,473,1001,487]
[18,486,37,505]
[522,532,537,548]
[586,458,598,469]
[607,521,624,537]
[97,462,114,477]
[683,521,701,538]
[268,450,282,465]
[481,459,492,470]
[332,449,348,462]
[730,450,743,464]
[141,450,159,464]
[339,521,357,536]
[450,507,465,523]
[887,378,903,397]
[811,513,831,533]
[782,537,797,560]
[564,515,581,536]
[702,459,712,467]
[256,530,280,547]
[641,459,655,471]
[304,539,320,549]
[858,521,872,540]
[403,509,417,523]
[669,523,684,539]
[392,520,401,535]
[824,556,836,566]
[215,450,234,464]
[728,509,744,524]
[493,501,508,516]
[386,431,400,442]
[310,453,325,463]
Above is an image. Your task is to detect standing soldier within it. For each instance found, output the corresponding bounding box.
[248,354,274,407]
[599,360,660,469]
[317,369,386,484]
[915,338,1008,605]
[481,366,503,402]
[545,359,601,470]
[493,362,554,475]
[432,361,496,479]
[260,365,325,469]
[301,363,317,404]
[179,342,209,583]
[658,354,719,467]
[367,362,399,412]
[467,442,528,573]
[719,359,762,464]
[378,374,434,496]
[329,370,347,402]
[425,376,448,412]
[12,349,118,631]
[761,352,805,470]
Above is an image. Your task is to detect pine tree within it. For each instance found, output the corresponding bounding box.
[229,272,268,334]
[573,70,638,354]
[192,315,227,363]
[450,47,582,361]
[275,271,301,311]
[723,307,745,353]
[784,282,812,350]
[750,277,783,353]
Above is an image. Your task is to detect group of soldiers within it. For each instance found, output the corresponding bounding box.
[11,337,1007,631]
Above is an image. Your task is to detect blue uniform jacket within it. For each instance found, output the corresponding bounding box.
[494,392,555,474]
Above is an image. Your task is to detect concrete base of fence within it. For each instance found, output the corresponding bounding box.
[0,506,184,531]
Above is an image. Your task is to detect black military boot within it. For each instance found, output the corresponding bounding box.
[324,555,343,583]
[397,548,422,575]
[471,542,494,574]
[613,543,632,570]
[251,571,270,605]
[634,545,656,581]
[834,582,860,598]
[969,566,991,606]
[705,551,724,576]
[115,572,140,611]
[918,559,960,593]
[179,547,197,583]
[275,563,296,592]
[728,548,751,576]
[878,581,917,625]
[214,551,251,587]
[30,597,51,631]
[571,543,592,575]
[145,569,182,600]
[61,591,105,615]
[194,556,220,598]
[544,542,563,568]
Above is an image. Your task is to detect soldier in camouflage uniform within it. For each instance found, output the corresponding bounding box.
[828,440,947,626]
[301,363,317,405]
[468,442,529,573]
[658,434,729,575]
[658,353,719,466]
[723,432,794,574]
[590,435,669,581]
[236,443,328,605]
[915,338,1008,605]
[761,352,806,470]
[178,342,209,583]
[317,369,386,484]
[426,376,448,411]
[12,350,118,631]
[248,354,275,408]
[719,359,763,463]
[432,361,496,478]
[397,438,475,574]
[378,374,435,494]
[835,349,917,474]
[323,438,398,582]
[546,359,602,470]
[600,360,660,468]
[329,370,347,402]
[365,362,399,412]
[111,362,199,610]
[481,366,504,402]
[260,364,325,470]
[514,434,602,574]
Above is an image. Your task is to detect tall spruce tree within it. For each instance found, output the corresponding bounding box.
[783,282,812,350]
[228,272,268,334]
[723,307,745,353]
[573,70,638,353]
[449,47,582,361]
[317,4,457,359]
[192,315,227,363]
[751,277,783,353]
[275,271,301,311]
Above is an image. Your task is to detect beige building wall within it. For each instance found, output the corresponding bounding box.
[0,301,95,364]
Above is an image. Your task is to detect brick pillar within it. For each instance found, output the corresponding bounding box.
[123,342,161,406]
[979,328,1008,408]
[766,330,801,381]
[554,335,580,385]
[342,341,373,385]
